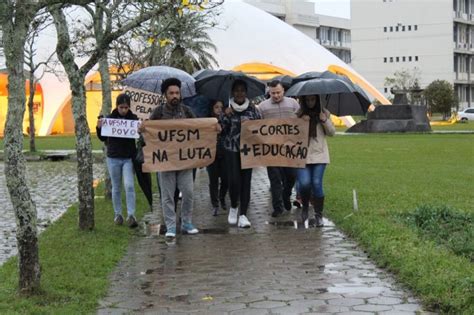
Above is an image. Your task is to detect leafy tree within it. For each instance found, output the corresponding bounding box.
[0,0,93,295]
[384,67,422,104]
[424,80,457,118]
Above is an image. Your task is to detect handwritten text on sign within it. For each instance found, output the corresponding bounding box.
[240,118,309,169]
[142,118,218,172]
[101,118,141,139]
[123,86,161,120]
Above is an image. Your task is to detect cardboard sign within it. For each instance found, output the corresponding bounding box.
[142,118,218,172]
[123,86,161,120]
[100,118,141,139]
[240,118,309,169]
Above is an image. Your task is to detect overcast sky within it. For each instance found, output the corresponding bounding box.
[309,0,350,19]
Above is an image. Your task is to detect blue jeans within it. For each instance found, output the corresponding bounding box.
[107,157,136,217]
[297,164,326,208]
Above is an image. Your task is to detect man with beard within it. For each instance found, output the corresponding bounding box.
[148,78,198,239]
[258,80,299,217]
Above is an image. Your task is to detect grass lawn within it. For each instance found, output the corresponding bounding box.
[0,182,150,314]
[0,135,103,151]
[325,133,474,313]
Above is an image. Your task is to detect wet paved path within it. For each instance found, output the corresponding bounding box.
[98,168,432,314]
[0,161,104,266]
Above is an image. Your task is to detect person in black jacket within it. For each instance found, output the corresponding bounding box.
[206,100,228,216]
[96,93,138,228]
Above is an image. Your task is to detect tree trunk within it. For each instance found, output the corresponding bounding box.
[71,81,95,230]
[98,55,112,199]
[1,7,41,294]
[27,78,36,153]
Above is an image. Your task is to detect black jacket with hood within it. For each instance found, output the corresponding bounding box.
[96,108,138,159]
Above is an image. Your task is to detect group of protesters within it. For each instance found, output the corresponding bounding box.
[96,76,335,239]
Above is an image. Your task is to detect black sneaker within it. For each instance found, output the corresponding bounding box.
[212,207,219,216]
[271,209,283,218]
[127,215,138,228]
[114,214,124,225]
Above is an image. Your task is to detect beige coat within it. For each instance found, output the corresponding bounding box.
[306,114,335,164]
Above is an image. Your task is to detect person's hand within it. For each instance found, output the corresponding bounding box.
[319,112,328,122]
[138,120,147,133]
[96,119,103,128]
[224,107,233,116]
[302,115,310,121]
[215,123,222,133]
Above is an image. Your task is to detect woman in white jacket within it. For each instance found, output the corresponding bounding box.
[297,94,335,227]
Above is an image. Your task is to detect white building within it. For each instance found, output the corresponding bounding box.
[244,0,352,64]
[351,0,472,109]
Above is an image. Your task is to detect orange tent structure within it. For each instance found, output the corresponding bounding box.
[0,72,44,136]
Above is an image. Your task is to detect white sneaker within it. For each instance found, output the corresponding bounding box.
[238,215,251,228]
[228,207,238,225]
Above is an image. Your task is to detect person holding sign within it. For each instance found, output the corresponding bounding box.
[220,80,262,228]
[258,80,299,218]
[296,94,335,227]
[96,93,139,228]
[147,78,198,239]
[207,100,228,216]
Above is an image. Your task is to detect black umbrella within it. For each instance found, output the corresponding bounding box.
[271,75,293,91]
[122,66,196,98]
[291,71,324,85]
[192,69,218,80]
[286,78,370,116]
[195,70,266,101]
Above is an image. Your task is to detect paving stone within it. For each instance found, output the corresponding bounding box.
[393,303,423,312]
[95,167,431,314]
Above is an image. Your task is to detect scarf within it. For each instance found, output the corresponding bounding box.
[229,98,250,112]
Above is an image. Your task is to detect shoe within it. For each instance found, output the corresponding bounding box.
[212,206,219,216]
[315,215,324,227]
[293,198,302,209]
[238,215,251,228]
[182,223,199,235]
[283,198,292,211]
[271,209,283,218]
[114,214,124,225]
[228,207,238,225]
[165,226,176,238]
[127,215,138,228]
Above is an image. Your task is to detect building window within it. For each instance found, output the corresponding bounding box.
[384,87,388,93]
[384,57,387,63]
[390,57,393,62]
[409,56,412,61]
[408,25,412,31]
[390,26,393,32]
[414,25,418,30]
[396,57,399,62]
[402,25,405,31]
[402,56,406,62]
[415,56,419,61]
[395,26,399,31]
[384,26,387,32]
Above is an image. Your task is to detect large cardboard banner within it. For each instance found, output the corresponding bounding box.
[123,86,161,120]
[100,118,141,139]
[240,118,309,169]
[142,118,218,172]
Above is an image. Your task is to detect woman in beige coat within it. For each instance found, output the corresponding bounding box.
[297,94,335,227]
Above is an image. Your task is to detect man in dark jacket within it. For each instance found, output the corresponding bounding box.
[96,93,138,228]
[148,78,198,239]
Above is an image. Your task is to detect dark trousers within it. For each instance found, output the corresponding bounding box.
[226,150,252,215]
[207,156,228,207]
[267,166,296,211]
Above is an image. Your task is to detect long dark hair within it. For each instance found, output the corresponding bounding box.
[297,95,322,139]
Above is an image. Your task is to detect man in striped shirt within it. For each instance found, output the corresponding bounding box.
[258,80,300,217]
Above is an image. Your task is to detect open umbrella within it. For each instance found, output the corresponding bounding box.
[286,78,370,116]
[271,75,294,91]
[195,70,266,101]
[192,69,218,80]
[122,65,196,98]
